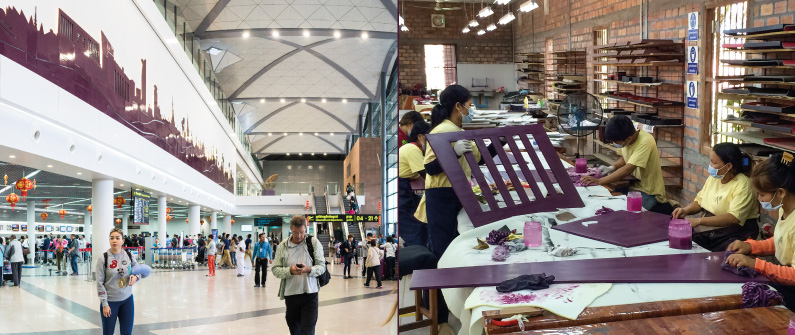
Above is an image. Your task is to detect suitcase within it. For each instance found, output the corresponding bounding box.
[379,258,386,278]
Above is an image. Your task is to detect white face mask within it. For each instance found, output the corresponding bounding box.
[760,190,784,211]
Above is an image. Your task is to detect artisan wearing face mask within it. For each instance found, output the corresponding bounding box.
[410,84,505,335]
[397,120,432,248]
[671,143,759,251]
[581,115,671,215]
[726,152,795,313]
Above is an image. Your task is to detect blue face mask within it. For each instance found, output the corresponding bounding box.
[459,107,473,124]
[761,191,784,211]
[708,163,727,179]
[612,142,623,148]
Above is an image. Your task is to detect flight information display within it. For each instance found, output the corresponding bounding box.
[132,190,151,225]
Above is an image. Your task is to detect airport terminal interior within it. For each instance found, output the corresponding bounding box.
[0,0,398,334]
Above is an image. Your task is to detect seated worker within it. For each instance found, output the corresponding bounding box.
[581,115,671,215]
[398,111,424,148]
[726,152,795,312]
[672,143,759,251]
[398,120,431,247]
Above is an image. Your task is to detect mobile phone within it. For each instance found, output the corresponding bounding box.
[296,264,304,268]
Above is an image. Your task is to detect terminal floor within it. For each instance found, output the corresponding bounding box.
[0,258,396,334]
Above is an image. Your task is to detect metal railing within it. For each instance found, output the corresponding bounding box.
[151,0,260,177]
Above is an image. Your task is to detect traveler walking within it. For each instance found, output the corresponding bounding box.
[253,233,272,287]
[206,235,217,277]
[235,236,245,277]
[364,239,383,289]
[7,235,23,287]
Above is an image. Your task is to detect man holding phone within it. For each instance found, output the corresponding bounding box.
[272,215,326,335]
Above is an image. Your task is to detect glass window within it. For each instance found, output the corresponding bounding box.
[424,44,457,90]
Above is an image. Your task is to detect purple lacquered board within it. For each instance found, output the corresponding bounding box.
[552,210,672,248]
[409,252,769,290]
[426,124,584,228]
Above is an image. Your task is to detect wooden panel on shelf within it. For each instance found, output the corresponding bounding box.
[594,79,683,87]
[718,131,793,152]
[593,62,684,67]
[718,91,795,102]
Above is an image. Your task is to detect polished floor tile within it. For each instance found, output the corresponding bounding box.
[0,259,396,334]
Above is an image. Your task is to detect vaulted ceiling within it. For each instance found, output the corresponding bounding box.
[175,0,397,157]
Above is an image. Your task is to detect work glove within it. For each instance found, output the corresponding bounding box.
[453,139,472,157]
[496,273,556,292]
[595,165,615,178]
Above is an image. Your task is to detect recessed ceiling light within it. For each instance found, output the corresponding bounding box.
[361,32,369,39]
[299,133,303,136]
[321,98,326,103]
[330,133,334,136]
[120,184,124,186]
[272,30,279,37]
[242,31,250,38]
[342,99,347,103]
[286,153,290,156]
[268,133,273,136]
[303,31,310,37]
[301,98,306,103]
[8,155,14,158]
[47,165,53,168]
[324,153,327,156]
[280,98,285,103]
[77,172,82,175]
[259,99,265,103]
[311,153,315,156]
[314,132,319,136]
[334,31,341,38]
[298,153,303,156]
[283,132,287,136]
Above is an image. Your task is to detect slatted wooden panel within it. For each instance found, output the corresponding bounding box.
[425,124,584,228]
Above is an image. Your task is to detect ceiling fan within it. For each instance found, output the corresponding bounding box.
[410,0,462,11]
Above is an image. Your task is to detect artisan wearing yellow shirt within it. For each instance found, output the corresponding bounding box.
[582,115,672,215]
[398,120,431,247]
[410,85,501,333]
[672,143,759,251]
[726,153,795,312]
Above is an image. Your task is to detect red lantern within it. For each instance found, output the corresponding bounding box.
[116,218,121,224]
[378,201,382,212]
[185,218,189,223]
[231,219,235,225]
[15,177,33,201]
[114,196,126,209]
[306,200,310,211]
[166,207,172,214]
[166,215,172,222]
[32,179,36,194]
[5,193,18,211]
[40,212,48,222]
[200,220,205,225]
[58,209,66,219]
[87,204,92,214]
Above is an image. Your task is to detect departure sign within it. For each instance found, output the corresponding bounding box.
[255,216,284,226]
[132,190,151,225]
[305,214,381,223]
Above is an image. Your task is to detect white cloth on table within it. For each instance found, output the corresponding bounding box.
[442,182,742,335]
[464,283,612,320]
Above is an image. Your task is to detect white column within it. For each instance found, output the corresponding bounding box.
[158,196,167,242]
[26,200,36,265]
[122,215,128,238]
[224,214,232,235]
[84,210,92,244]
[210,211,217,232]
[92,179,114,262]
[188,205,200,236]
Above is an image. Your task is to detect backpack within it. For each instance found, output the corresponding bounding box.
[305,235,331,287]
[3,244,14,262]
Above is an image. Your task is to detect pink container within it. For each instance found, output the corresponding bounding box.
[789,315,795,335]
[575,158,587,173]
[524,221,542,247]
[627,191,643,212]
[668,219,692,250]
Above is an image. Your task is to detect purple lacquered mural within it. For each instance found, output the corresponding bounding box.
[0,7,234,191]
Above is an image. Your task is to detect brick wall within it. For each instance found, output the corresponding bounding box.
[344,137,383,219]
[398,1,514,87]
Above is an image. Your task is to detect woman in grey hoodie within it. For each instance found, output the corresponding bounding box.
[96,228,145,335]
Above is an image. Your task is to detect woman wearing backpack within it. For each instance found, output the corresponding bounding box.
[7,235,23,287]
[96,228,148,335]
[363,239,383,289]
